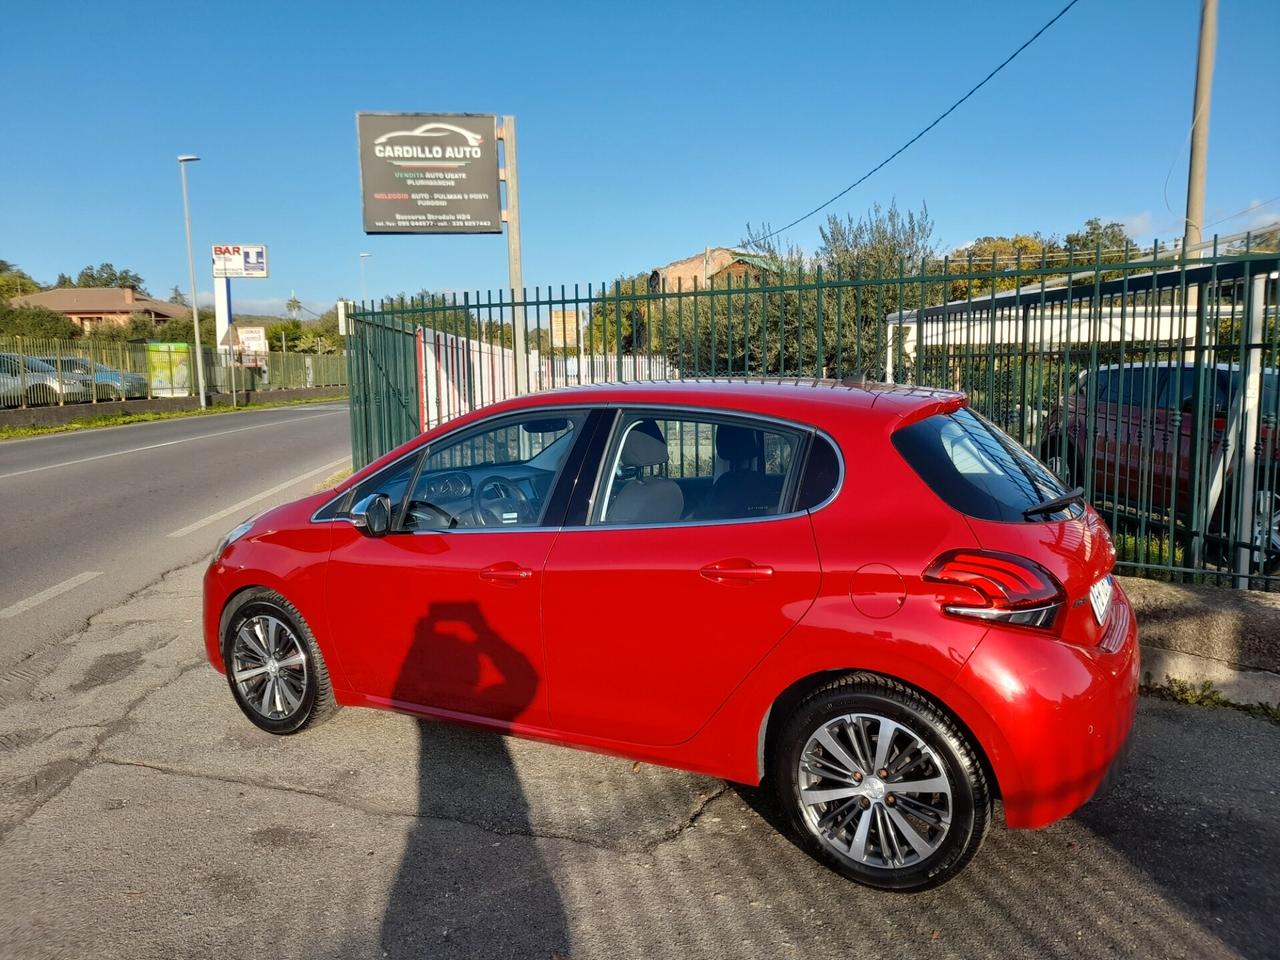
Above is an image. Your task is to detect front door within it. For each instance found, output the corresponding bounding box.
[542,409,822,746]
[326,408,591,726]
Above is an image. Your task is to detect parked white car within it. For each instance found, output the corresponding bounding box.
[0,353,94,406]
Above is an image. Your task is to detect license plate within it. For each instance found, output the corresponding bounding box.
[1089,574,1114,625]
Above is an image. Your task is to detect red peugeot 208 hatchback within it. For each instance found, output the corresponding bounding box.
[204,379,1137,891]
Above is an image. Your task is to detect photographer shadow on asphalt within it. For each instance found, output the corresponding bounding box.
[378,601,568,960]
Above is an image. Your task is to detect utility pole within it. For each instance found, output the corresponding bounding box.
[499,116,527,395]
[1183,0,1217,258]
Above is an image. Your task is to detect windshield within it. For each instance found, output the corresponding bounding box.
[893,407,1080,523]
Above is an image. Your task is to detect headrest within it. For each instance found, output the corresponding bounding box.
[621,428,669,468]
[716,425,761,464]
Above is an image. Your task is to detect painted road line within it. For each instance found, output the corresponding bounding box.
[0,411,343,482]
[0,571,103,620]
[167,457,351,538]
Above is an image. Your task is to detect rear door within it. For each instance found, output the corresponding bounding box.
[541,408,821,747]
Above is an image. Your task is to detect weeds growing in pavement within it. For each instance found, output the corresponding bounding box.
[1142,674,1280,725]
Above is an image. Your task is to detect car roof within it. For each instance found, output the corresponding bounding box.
[470,377,965,429]
[1090,361,1279,376]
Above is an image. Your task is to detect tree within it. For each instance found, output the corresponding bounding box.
[160,311,217,347]
[728,200,940,378]
[168,285,189,306]
[90,313,160,342]
[312,306,341,340]
[583,273,654,356]
[65,262,149,295]
[0,261,41,300]
[946,232,1061,298]
[266,318,304,351]
[946,218,1142,299]
[1064,218,1135,255]
[0,302,78,339]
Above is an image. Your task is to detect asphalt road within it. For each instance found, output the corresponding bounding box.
[0,403,350,670]
[0,558,1276,960]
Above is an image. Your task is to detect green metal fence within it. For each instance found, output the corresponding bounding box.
[345,242,1280,590]
[1,335,347,409]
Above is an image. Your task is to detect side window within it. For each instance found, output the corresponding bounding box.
[316,451,422,521]
[1113,368,1150,408]
[796,435,840,509]
[595,412,803,525]
[403,410,587,530]
[1090,370,1112,401]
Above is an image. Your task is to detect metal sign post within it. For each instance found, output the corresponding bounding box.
[499,116,527,394]
[212,244,269,409]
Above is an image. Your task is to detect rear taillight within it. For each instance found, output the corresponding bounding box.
[923,549,1065,630]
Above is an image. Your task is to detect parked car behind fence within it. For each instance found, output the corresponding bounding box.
[0,353,94,407]
[1041,361,1280,575]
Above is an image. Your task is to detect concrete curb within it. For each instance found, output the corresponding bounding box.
[1122,575,1280,706]
[1140,644,1280,706]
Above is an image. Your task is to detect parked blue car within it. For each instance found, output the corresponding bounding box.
[32,357,149,400]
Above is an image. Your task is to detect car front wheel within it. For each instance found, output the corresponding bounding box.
[772,673,990,892]
[221,589,338,734]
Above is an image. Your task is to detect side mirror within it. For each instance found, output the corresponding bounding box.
[350,493,392,537]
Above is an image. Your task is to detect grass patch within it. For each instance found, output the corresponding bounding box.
[0,395,348,441]
[1142,674,1280,725]
[314,466,354,491]
[1113,531,1184,581]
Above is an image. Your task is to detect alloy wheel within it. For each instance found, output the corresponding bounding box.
[230,614,308,721]
[796,712,953,870]
[1256,491,1280,554]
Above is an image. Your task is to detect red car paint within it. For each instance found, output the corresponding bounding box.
[204,380,1138,830]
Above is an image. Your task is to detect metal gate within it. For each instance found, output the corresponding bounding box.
[344,243,1280,589]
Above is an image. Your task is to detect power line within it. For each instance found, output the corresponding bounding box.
[1203,196,1280,230]
[744,0,1084,248]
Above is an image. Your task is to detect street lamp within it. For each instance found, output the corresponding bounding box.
[178,155,209,409]
[359,252,372,303]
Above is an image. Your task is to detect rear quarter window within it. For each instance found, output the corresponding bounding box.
[893,407,1079,523]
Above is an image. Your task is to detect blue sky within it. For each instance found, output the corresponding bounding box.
[2,0,1277,316]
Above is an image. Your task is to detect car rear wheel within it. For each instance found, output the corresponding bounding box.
[25,385,54,407]
[772,673,990,892]
[1257,490,1280,576]
[221,589,338,734]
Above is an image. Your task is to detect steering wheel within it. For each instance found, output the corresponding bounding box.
[405,499,458,530]
[473,476,532,527]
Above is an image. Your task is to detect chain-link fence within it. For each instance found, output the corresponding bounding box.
[0,336,347,409]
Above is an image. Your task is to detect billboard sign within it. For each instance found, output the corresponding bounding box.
[237,325,268,354]
[212,244,269,278]
[356,113,501,234]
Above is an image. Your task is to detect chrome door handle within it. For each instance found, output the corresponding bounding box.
[479,564,533,584]
[700,560,775,584]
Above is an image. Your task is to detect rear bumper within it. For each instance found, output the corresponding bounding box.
[956,584,1140,829]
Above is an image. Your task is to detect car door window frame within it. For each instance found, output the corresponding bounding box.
[312,405,602,532]
[395,406,598,534]
[578,405,840,529]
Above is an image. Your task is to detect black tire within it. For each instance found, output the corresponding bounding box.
[771,673,990,892]
[220,588,338,735]
[25,385,54,407]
